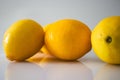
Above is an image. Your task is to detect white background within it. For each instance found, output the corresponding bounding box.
[0,0,120,80]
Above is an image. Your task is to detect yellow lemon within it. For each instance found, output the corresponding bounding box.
[91,16,120,64]
[40,24,53,55]
[3,19,44,61]
[45,19,91,60]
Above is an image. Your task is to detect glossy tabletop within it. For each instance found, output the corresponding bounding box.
[0,52,120,80]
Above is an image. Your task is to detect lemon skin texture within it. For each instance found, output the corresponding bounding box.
[3,19,44,61]
[91,16,120,64]
[45,19,91,60]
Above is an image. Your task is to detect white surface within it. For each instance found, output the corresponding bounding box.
[0,0,120,80]
[0,53,120,80]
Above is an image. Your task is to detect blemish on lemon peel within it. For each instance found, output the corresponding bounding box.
[106,36,112,44]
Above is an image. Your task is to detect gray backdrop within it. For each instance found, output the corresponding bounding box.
[0,0,120,57]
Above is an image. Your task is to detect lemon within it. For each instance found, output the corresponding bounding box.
[3,19,44,61]
[40,24,53,55]
[91,16,120,64]
[45,19,91,60]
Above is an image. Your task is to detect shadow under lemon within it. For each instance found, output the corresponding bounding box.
[38,56,93,80]
[5,62,46,80]
[94,64,120,80]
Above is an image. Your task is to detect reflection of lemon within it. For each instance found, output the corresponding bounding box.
[3,19,44,61]
[39,57,93,80]
[91,16,120,64]
[6,62,45,80]
[45,19,91,60]
[94,64,120,80]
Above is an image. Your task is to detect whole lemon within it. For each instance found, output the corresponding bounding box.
[3,19,44,61]
[91,16,120,64]
[45,19,91,60]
